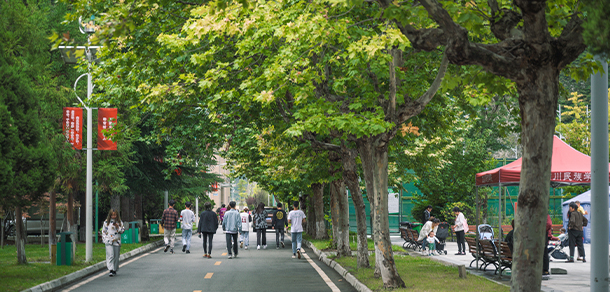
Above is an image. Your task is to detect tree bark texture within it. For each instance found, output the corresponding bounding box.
[15,206,26,264]
[78,191,86,241]
[358,137,405,288]
[134,194,143,220]
[329,151,351,257]
[111,195,121,213]
[49,190,56,257]
[512,67,558,290]
[121,196,130,222]
[306,194,316,237]
[341,143,370,268]
[311,183,328,239]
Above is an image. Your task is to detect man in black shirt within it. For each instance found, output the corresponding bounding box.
[272,203,288,249]
[423,205,432,223]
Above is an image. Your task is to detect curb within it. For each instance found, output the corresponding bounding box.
[22,239,164,292]
[300,238,373,292]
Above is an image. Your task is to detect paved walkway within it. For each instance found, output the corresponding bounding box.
[62,227,356,292]
[391,236,596,292]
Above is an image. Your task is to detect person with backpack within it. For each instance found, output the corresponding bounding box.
[197,202,219,259]
[566,202,585,263]
[272,203,288,249]
[253,202,267,250]
[452,207,467,255]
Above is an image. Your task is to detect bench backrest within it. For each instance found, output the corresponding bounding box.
[465,237,478,255]
[499,241,512,261]
[479,239,497,257]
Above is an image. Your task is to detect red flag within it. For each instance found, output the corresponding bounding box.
[97,108,117,150]
[63,107,83,150]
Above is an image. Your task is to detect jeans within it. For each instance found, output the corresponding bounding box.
[276,227,285,247]
[182,229,192,250]
[164,228,176,248]
[257,229,267,246]
[203,233,214,254]
[105,245,120,272]
[455,230,465,253]
[292,232,303,254]
[569,229,585,259]
[226,233,238,255]
[240,231,250,246]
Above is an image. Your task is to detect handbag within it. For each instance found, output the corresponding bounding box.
[583,216,588,227]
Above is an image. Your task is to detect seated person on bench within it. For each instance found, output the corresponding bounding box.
[418,218,440,250]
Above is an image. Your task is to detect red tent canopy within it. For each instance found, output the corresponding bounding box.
[476,136,609,186]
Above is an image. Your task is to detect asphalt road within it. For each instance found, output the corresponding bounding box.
[61,227,356,292]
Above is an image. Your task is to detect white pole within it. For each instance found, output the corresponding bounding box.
[85,72,93,263]
[164,190,168,210]
[195,197,199,224]
[590,56,608,292]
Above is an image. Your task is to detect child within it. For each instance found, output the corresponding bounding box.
[557,228,567,242]
[102,209,124,277]
[426,231,439,256]
[180,202,196,253]
[240,207,252,250]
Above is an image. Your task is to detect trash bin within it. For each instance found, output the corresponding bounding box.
[121,224,140,244]
[399,221,412,228]
[56,232,74,266]
[150,219,161,234]
[412,223,423,234]
[176,221,181,229]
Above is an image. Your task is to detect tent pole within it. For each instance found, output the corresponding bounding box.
[476,186,480,270]
[498,183,503,241]
[590,55,608,292]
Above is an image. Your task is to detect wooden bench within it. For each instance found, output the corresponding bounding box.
[465,237,484,268]
[551,224,564,235]
[498,241,512,275]
[479,240,499,272]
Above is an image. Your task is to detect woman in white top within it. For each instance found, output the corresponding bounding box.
[102,209,125,277]
[452,207,467,255]
[418,218,440,253]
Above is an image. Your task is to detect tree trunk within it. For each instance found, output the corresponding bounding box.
[511,67,557,291]
[329,152,351,257]
[49,190,56,257]
[1,213,5,249]
[121,196,130,222]
[134,194,143,220]
[306,194,316,237]
[358,136,405,288]
[15,206,26,264]
[341,143,370,268]
[78,191,86,242]
[111,195,121,213]
[311,183,328,239]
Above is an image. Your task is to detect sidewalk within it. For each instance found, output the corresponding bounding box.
[390,236,595,292]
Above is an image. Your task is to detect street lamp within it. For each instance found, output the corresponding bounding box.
[58,16,99,263]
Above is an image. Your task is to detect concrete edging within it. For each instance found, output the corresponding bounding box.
[22,239,164,292]
[300,238,373,292]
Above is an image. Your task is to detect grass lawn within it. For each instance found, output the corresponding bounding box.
[0,240,158,292]
[334,255,509,292]
[303,234,404,253]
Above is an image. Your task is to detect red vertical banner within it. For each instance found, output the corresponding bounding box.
[63,107,83,150]
[97,108,117,150]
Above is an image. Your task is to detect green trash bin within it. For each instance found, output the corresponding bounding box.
[412,223,423,234]
[56,232,73,266]
[128,221,140,244]
[150,224,159,234]
[176,221,181,229]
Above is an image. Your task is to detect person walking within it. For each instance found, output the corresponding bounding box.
[288,201,306,259]
[423,205,432,223]
[217,204,227,225]
[272,203,288,249]
[452,206,467,255]
[197,202,218,258]
[566,202,586,263]
[254,202,268,250]
[239,207,252,250]
[102,209,124,277]
[162,200,179,254]
[222,201,242,259]
[181,202,196,254]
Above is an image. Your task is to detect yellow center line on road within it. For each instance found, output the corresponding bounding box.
[62,246,165,292]
[221,253,227,256]
[204,273,214,279]
[214,261,222,265]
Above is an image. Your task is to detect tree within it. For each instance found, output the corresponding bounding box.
[583,0,610,57]
[390,0,593,288]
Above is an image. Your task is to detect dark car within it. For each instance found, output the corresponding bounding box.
[264,207,277,229]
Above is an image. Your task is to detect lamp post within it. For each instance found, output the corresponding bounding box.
[58,16,99,263]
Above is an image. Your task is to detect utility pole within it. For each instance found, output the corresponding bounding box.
[590,56,608,292]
